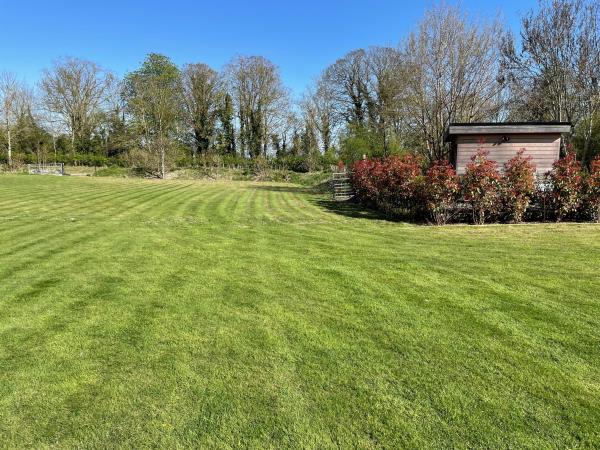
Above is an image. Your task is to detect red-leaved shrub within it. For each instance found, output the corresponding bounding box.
[502,149,536,223]
[351,154,423,214]
[424,160,459,225]
[546,151,583,221]
[585,155,600,222]
[462,149,502,224]
[351,151,596,225]
[380,154,423,210]
[351,158,379,206]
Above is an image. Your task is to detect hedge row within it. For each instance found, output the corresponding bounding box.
[350,150,600,224]
[2,152,336,174]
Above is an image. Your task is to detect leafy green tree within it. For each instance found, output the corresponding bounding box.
[96,108,130,159]
[123,54,181,178]
[14,110,52,163]
[338,125,386,164]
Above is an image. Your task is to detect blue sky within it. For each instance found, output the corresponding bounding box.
[0,0,537,97]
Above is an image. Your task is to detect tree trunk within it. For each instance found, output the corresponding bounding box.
[71,129,76,158]
[6,127,12,167]
[584,112,594,164]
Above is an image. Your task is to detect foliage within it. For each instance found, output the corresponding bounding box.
[584,155,600,222]
[123,53,182,178]
[225,56,288,158]
[181,63,220,157]
[423,160,460,225]
[351,154,423,214]
[338,127,380,164]
[572,113,600,167]
[351,151,598,224]
[338,125,402,165]
[4,1,600,176]
[93,166,132,177]
[381,154,423,211]
[215,92,236,155]
[350,157,379,206]
[502,149,536,223]
[462,149,502,224]
[274,155,311,173]
[547,150,583,221]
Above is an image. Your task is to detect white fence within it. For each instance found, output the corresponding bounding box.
[27,163,64,176]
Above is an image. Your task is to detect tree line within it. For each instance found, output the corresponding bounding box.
[1,0,599,177]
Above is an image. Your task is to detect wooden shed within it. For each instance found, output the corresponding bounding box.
[444,122,571,175]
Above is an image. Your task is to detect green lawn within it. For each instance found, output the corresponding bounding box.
[0,174,599,448]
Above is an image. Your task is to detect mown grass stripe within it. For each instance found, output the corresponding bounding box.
[0,178,145,214]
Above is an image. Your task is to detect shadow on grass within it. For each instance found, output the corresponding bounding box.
[313,198,396,221]
[253,185,307,193]
[254,183,402,222]
[253,181,332,194]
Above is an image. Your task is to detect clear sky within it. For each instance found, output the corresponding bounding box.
[0,0,537,97]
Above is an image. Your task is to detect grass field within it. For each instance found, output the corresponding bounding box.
[0,174,599,448]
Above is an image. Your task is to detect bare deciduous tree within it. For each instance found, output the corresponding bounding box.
[299,94,320,166]
[0,72,20,166]
[401,5,506,162]
[502,0,600,161]
[364,47,405,154]
[40,57,114,155]
[181,63,220,160]
[305,78,337,153]
[226,56,289,158]
[321,49,370,128]
[1,74,37,167]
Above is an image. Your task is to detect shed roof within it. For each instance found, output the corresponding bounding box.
[445,122,571,142]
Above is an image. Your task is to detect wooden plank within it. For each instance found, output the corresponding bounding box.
[449,125,570,135]
[456,133,560,142]
[456,145,559,151]
[457,156,559,163]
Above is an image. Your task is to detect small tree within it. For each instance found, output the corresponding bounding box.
[462,149,502,224]
[0,72,19,167]
[585,155,600,222]
[123,54,181,179]
[502,149,536,223]
[547,151,583,221]
[424,160,459,225]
